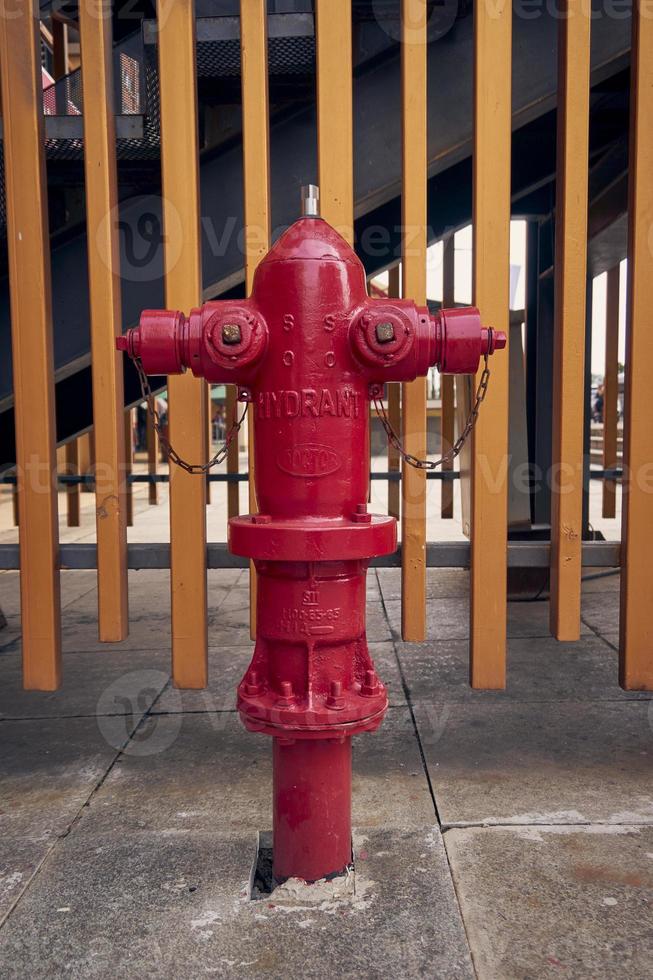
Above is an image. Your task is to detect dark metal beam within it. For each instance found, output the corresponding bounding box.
[0,540,622,570]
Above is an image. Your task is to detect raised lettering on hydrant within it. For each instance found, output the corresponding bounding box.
[117,184,505,885]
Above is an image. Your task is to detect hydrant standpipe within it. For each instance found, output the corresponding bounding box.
[117,187,505,885]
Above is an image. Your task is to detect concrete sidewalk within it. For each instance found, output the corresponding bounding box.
[0,565,651,979]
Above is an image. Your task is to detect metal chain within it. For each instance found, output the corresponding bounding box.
[133,358,248,475]
[373,352,491,471]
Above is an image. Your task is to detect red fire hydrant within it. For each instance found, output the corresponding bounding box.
[118,185,505,885]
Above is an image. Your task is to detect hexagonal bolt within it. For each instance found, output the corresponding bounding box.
[277,680,295,708]
[244,670,263,696]
[326,680,345,710]
[375,321,395,344]
[361,669,380,697]
[221,323,242,345]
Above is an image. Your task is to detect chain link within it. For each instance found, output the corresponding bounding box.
[134,358,248,475]
[373,351,491,471]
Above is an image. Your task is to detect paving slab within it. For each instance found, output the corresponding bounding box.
[151,640,406,714]
[365,599,393,642]
[376,567,469,602]
[0,569,97,625]
[0,838,52,926]
[0,718,118,841]
[413,700,653,827]
[0,650,169,719]
[388,596,592,644]
[601,632,620,652]
[153,646,252,713]
[352,706,435,829]
[445,824,653,980]
[74,712,271,837]
[397,634,649,704]
[581,591,621,638]
[0,827,474,980]
[52,569,243,653]
[0,627,20,654]
[376,568,619,606]
[581,567,620,593]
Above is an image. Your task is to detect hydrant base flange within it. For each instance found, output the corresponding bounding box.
[229,513,396,562]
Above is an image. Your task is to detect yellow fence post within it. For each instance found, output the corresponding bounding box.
[400,0,427,641]
[549,0,591,641]
[158,0,209,688]
[0,6,62,689]
[620,0,653,691]
[79,0,130,639]
[387,266,401,520]
[469,0,511,688]
[441,235,455,520]
[315,0,353,243]
[240,0,271,639]
[602,265,619,520]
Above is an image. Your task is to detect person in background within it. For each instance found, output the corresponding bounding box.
[136,403,147,452]
[593,382,605,423]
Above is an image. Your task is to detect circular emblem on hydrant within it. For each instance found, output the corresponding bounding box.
[277,443,342,477]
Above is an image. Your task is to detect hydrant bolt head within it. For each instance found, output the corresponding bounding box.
[375,321,395,344]
[361,669,381,697]
[222,323,242,345]
[277,680,296,708]
[326,680,346,710]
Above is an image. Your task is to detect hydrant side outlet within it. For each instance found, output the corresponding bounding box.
[117,206,505,885]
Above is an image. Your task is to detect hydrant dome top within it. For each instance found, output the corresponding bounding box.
[260,216,363,268]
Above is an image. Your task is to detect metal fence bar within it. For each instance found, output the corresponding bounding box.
[400,0,428,642]
[51,16,69,82]
[469,0,512,688]
[0,541,621,572]
[65,440,80,527]
[226,386,240,518]
[441,235,455,520]
[549,0,591,641]
[78,432,94,491]
[0,8,62,689]
[157,0,209,689]
[79,0,131,639]
[146,398,159,505]
[620,0,653,691]
[240,0,272,639]
[124,410,134,527]
[315,0,353,243]
[602,265,620,519]
[206,388,212,506]
[387,266,401,520]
